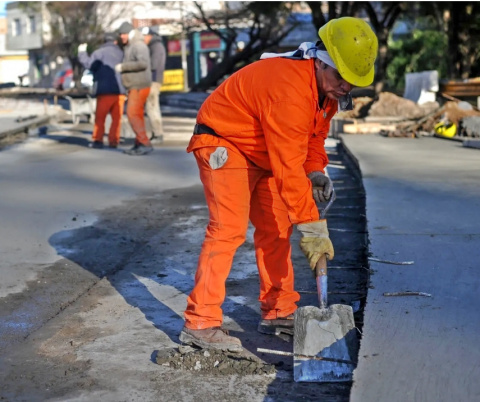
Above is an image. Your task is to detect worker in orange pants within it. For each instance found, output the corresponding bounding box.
[78,32,126,149]
[180,17,378,352]
[125,87,151,147]
[92,94,126,147]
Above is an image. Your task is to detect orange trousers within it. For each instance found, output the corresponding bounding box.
[126,87,151,146]
[184,145,300,330]
[92,94,126,146]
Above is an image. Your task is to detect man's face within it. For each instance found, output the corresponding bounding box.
[120,33,129,45]
[143,34,152,45]
[314,59,354,100]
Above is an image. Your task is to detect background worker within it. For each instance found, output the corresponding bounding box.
[115,22,153,156]
[179,17,378,352]
[78,33,126,149]
[142,26,167,144]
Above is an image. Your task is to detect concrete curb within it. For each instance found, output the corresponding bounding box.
[0,115,51,141]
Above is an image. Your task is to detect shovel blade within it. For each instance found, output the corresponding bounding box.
[294,305,357,382]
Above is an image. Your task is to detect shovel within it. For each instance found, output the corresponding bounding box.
[293,189,357,382]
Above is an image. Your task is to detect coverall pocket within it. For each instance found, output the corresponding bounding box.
[208,147,228,170]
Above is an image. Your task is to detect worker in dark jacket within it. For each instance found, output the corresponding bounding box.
[142,26,167,143]
[115,21,153,156]
[78,33,126,149]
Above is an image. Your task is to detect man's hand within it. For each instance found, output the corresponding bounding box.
[114,64,123,73]
[308,171,333,203]
[78,43,87,53]
[297,220,334,270]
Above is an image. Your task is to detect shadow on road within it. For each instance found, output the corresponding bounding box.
[44,142,367,400]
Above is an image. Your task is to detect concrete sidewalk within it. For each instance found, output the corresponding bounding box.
[341,134,480,401]
[0,97,63,141]
[0,93,201,145]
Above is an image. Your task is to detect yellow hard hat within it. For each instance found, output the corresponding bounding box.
[434,121,456,138]
[318,17,378,87]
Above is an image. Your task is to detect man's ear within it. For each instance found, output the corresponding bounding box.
[314,58,322,71]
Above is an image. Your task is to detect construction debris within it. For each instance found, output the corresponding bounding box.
[343,122,397,135]
[368,257,414,265]
[383,292,432,297]
[155,347,276,375]
[460,116,480,137]
[368,92,439,120]
[336,90,480,139]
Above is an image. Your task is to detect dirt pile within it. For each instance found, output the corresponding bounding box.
[155,346,276,375]
[368,92,439,119]
[337,92,439,120]
[337,97,374,119]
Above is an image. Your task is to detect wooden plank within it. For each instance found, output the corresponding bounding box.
[343,122,397,134]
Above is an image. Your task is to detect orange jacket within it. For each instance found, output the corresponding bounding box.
[187,58,338,224]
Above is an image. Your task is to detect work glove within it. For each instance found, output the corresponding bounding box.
[307,171,333,203]
[114,64,123,73]
[78,43,87,53]
[297,220,334,270]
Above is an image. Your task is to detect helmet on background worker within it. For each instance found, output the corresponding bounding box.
[318,17,378,87]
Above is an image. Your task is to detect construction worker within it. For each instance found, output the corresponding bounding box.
[142,26,167,143]
[179,17,378,352]
[115,22,153,156]
[78,33,126,149]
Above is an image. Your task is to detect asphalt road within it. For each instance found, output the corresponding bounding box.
[344,134,480,401]
[2,114,478,401]
[0,120,368,401]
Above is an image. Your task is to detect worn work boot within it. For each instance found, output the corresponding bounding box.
[179,326,243,353]
[89,141,104,149]
[123,144,153,156]
[257,314,295,337]
[150,134,164,144]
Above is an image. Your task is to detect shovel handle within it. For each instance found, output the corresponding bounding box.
[316,254,328,309]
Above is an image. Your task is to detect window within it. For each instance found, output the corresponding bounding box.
[27,16,36,34]
[12,18,21,36]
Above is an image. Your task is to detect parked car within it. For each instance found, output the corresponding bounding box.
[53,69,73,90]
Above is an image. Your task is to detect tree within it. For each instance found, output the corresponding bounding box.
[23,1,132,90]
[429,2,480,79]
[189,1,300,91]
[385,27,448,91]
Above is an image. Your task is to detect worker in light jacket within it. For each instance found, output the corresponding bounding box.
[115,21,153,156]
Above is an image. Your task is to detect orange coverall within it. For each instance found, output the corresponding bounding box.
[185,57,338,329]
[126,87,151,146]
[92,94,126,147]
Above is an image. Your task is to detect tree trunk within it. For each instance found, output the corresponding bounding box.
[374,28,389,95]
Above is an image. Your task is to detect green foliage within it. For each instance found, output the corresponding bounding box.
[385,29,448,91]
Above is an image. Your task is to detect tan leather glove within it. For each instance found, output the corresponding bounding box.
[297,220,334,270]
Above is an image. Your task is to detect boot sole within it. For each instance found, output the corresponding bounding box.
[257,323,294,336]
[257,318,295,337]
[179,330,243,353]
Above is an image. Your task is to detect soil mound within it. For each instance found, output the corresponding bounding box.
[155,346,276,375]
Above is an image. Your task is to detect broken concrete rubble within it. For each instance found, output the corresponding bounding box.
[155,347,276,375]
[334,91,480,139]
